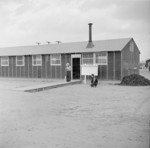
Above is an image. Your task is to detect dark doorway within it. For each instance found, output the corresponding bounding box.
[72,58,80,79]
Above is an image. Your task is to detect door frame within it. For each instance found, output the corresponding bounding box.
[71,54,81,80]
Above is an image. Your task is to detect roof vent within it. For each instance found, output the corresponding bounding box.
[86,23,94,48]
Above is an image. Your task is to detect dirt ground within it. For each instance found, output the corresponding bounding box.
[0,69,150,148]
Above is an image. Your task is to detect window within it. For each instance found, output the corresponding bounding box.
[32,55,42,66]
[16,56,24,66]
[51,54,61,65]
[95,52,107,65]
[82,53,94,65]
[1,56,9,66]
[130,41,134,52]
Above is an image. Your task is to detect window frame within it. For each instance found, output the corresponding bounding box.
[50,54,61,66]
[1,56,9,66]
[32,55,42,66]
[16,56,25,66]
[95,52,108,65]
[82,53,94,65]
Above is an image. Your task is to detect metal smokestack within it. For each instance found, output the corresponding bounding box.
[86,23,94,48]
[89,23,92,42]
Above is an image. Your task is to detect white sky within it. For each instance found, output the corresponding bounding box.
[0,0,149,61]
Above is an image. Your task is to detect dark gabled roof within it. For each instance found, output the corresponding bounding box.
[0,38,132,56]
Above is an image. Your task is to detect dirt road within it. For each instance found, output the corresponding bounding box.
[0,70,150,148]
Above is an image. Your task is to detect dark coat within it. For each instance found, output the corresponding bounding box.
[91,77,98,87]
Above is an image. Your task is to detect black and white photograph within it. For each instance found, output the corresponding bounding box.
[0,0,150,147]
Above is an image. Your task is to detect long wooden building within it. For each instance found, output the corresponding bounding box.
[0,24,140,80]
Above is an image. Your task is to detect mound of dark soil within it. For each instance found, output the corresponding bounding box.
[120,74,150,86]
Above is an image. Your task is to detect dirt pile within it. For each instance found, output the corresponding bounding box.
[120,74,150,86]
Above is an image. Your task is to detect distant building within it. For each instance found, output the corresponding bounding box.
[0,24,140,80]
[140,62,146,69]
[145,59,150,67]
[145,59,150,71]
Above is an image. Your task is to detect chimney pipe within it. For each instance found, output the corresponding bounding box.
[86,23,94,48]
[89,23,92,42]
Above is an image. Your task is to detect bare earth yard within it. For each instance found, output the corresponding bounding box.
[0,69,150,148]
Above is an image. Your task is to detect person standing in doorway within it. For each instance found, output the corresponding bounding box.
[66,63,71,82]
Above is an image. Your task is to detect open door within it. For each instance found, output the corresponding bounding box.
[71,54,81,80]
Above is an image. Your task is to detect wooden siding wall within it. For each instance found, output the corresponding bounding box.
[0,52,122,80]
[115,51,121,80]
[98,65,107,79]
[108,52,114,79]
[107,51,121,80]
[121,40,140,78]
[0,57,2,76]
[0,54,71,79]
